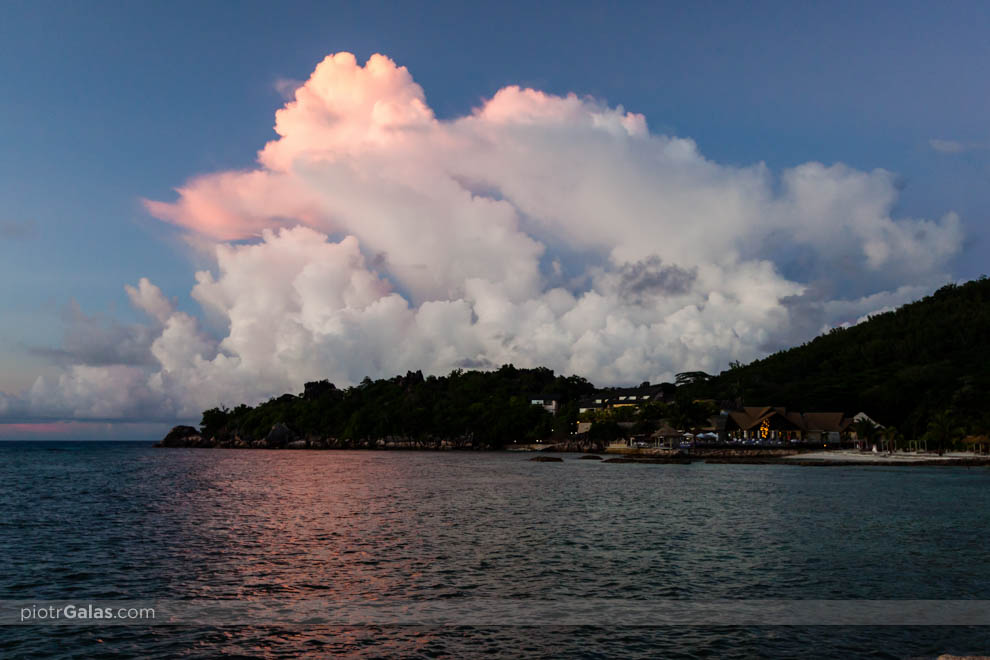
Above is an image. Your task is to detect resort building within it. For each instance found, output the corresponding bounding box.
[578,383,668,413]
[724,406,852,443]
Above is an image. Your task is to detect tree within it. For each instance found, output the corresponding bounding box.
[882,425,901,454]
[925,411,961,456]
[200,406,230,439]
[852,418,878,450]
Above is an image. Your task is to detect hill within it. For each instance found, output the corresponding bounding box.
[687,277,990,438]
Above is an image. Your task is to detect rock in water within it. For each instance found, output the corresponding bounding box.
[529,456,564,462]
[265,422,297,448]
[156,425,201,447]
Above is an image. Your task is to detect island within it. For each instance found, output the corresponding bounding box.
[157,279,990,464]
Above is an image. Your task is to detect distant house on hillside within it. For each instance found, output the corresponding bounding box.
[578,397,606,414]
[724,406,853,443]
[607,384,667,407]
[579,383,668,413]
[530,396,559,415]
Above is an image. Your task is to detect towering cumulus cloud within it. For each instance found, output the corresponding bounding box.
[19,53,964,420]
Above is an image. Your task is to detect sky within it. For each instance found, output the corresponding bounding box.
[1,1,988,439]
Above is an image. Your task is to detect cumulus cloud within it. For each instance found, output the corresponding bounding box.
[7,52,966,421]
[125,277,175,324]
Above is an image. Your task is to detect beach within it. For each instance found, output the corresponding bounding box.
[783,450,988,464]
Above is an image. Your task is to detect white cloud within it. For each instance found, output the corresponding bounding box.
[8,52,965,421]
[929,138,988,154]
[930,139,967,154]
[125,277,175,324]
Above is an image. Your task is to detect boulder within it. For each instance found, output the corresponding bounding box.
[529,456,564,462]
[156,425,201,447]
[264,422,297,448]
[286,439,307,449]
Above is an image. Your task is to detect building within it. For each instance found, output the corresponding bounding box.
[530,396,559,415]
[724,406,852,443]
[578,383,668,413]
[577,398,606,414]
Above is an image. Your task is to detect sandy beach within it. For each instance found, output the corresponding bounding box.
[784,450,986,464]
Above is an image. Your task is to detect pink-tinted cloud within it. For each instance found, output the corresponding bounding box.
[143,170,322,241]
[260,52,436,172]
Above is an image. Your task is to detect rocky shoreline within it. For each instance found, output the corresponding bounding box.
[155,425,990,466]
[154,424,608,452]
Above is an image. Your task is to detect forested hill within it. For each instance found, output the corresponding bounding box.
[688,277,990,438]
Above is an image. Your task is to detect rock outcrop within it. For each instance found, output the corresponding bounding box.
[155,425,202,448]
[264,422,298,449]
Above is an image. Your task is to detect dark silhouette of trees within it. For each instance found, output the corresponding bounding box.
[198,365,589,449]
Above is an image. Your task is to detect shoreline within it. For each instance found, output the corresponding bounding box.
[151,442,990,466]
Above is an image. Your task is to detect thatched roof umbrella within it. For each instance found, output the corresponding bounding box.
[963,434,989,455]
[651,423,682,448]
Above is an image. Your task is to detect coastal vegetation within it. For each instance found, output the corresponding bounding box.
[192,366,594,449]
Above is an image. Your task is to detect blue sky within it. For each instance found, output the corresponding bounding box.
[0,1,987,438]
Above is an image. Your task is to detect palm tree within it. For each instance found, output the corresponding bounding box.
[925,411,961,456]
[852,418,878,451]
[882,425,901,454]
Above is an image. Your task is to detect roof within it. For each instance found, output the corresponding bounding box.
[727,406,852,433]
[594,384,667,402]
[651,423,681,438]
[800,412,850,432]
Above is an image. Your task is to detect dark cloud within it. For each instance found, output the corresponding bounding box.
[762,288,829,354]
[456,356,495,370]
[616,256,696,303]
[28,302,157,367]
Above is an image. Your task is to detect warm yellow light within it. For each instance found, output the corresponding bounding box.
[759,418,770,439]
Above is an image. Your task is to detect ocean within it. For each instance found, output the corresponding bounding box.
[1,442,988,658]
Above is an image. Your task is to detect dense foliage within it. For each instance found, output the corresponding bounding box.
[200,365,594,449]
[686,277,990,439]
